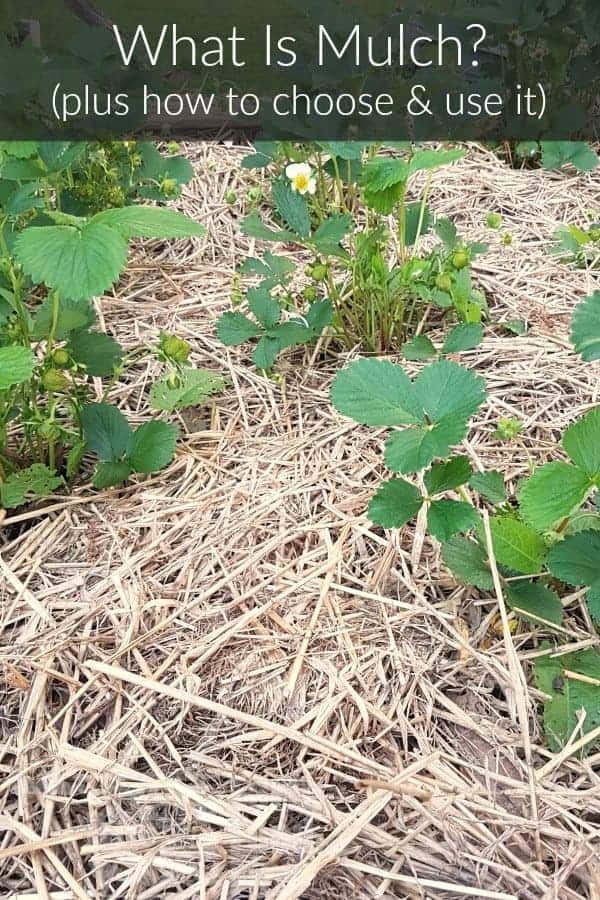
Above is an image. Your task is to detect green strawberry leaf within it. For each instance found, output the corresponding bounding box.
[240,142,278,168]
[311,214,352,257]
[272,321,313,349]
[217,311,263,346]
[434,218,458,248]
[586,588,600,626]
[1,464,63,509]
[247,287,281,329]
[442,323,483,354]
[427,499,479,542]
[413,358,487,425]
[541,141,599,173]
[92,206,206,239]
[409,148,466,174]
[404,202,431,246]
[571,293,600,362]
[368,477,424,528]
[31,296,96,341]
[518,461,593,532]
[425,456,472,495]
[15,223,128,301]
[129,420,178,474]
[252,335,280,370]
[562,407,600,478]
[81,403,133,462]
[331,358,424,427]
[547,530,600,591]
[0,345,34,389]
[489,516,547,574]
[150,367,227,412]
[305,299,334,332]
[240,209,298,244]
[505,581,563,626]
[67,329,123,377]
[402,335,437,361]
[534,648,600,752]
[469,470,507,505]
[92,460,132,489]
[271,178,311,239]
[441,536,493,590]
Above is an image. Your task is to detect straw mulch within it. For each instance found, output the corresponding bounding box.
[1,143,600,900]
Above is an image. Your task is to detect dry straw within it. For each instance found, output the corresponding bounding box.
[1,141,600,899]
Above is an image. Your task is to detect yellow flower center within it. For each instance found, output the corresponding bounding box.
[293,173,309,191]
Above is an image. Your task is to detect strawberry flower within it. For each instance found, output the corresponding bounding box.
[285,162,317,195]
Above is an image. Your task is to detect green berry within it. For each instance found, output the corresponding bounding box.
[52,349,70,368]
[303,286,318,302]
[311,264,328,282]
[160,178,178,197]
[159,333,190,364]
[501,233,513,246]
[589,227,600,242]
[42,369,69,392]
[435,273,453,292]
[225,189,237,204]
[247,187,262,203]
[451,249,470,270]
[486,212,503,229]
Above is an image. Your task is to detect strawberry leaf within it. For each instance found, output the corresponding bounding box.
[368,477,424,528]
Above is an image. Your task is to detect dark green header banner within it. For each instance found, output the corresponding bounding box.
[1,1,598,139]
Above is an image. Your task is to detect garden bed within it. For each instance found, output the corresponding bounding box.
[1,142,600,899]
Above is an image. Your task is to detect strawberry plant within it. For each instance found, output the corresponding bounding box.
[571,292,600,362]
[331,358,600,754]
[551,220,600,270]
[0,140,222,510]
[221,142,489,366]
[513,141,599,173]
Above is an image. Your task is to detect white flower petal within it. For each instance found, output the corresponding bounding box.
[307,178,317,195]
[286,162,312,181]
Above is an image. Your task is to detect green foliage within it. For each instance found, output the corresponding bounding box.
[469,470,507,505]
[150,368,227,413]
[441,537,494,590]
[488,516,547,575]
[227,142,486,357]
[332,357,486,534]
[0,140,219,511]
[505,582,563,627]
[81,403,177,488]
[0,464,63,508]
[535,649,600,751]
[515,141,599,173]
[0,345,34,389]
[571,292,600,361]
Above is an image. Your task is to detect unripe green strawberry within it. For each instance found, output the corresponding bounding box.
[589,227,600,241]
[225,189,237,204]
[52,349,70,368]
[42,369,69,392]
[435,273,452,292]
[160,178,178,197]
[451,249,470,270]
[311,264,328,282]
[303,286,318,302]
[160,333,190,364]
